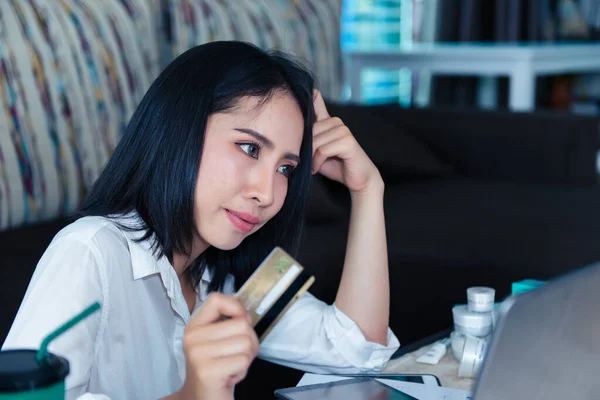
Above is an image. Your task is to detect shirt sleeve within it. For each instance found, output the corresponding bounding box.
[257,292,400,374]
[1,235,109,400]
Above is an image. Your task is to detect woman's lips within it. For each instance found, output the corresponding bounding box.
[225,209,259,233]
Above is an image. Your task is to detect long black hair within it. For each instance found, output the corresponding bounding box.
[80,41,315,292]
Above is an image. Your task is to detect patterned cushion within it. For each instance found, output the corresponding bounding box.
[162,0,343,98]
[0,0,343,230]
[0,0,152,229]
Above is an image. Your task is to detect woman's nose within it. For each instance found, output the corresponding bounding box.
[244,166,276,206]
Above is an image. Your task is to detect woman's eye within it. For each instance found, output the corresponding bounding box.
[278,164,295,177]
[238,143,260,159]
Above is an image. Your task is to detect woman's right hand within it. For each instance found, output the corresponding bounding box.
[177,293,259,400]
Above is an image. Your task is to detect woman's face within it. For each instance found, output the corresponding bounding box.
[193,92,304,251]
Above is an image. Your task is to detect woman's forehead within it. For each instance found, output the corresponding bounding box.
[230,93,303,120]
[219,94,304,147]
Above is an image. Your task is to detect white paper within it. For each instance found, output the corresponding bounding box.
[297,373,473,400]
[296,373,350,386]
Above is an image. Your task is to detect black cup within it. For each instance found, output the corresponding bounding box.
[0,349,69,399]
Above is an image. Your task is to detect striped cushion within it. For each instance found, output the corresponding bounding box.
[162,0,343,98]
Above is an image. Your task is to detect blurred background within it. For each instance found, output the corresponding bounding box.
[343,0,600,109]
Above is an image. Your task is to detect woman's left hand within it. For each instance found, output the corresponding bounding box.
[312,90,383,195]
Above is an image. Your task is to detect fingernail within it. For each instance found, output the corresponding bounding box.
[246,313,253,324]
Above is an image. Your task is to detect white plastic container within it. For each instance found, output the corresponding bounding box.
[450,331,466,361]
[452,305,493,337]
[416,338,450,365]
[458,335,489,378]
[467,287,496,313]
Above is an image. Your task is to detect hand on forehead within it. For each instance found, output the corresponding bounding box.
[313,90,330,123]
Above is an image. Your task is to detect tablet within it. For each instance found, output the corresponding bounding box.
[274,377,418,400]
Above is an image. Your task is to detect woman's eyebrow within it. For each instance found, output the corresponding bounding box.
[285,153,300,163]
[235,128,300,163]
[235,128,274,148]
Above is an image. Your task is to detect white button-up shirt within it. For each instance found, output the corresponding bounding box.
[2,215,400,399]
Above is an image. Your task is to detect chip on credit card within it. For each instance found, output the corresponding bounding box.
[235,247,315,341]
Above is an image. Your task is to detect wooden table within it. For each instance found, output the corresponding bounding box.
[383,328,474,392]
[383,340,475,392]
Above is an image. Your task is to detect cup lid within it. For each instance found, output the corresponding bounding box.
[0,350,69,392]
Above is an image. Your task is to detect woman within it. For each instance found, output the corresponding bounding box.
[2,41,398,400]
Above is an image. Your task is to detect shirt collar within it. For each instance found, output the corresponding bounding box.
[201,266,213,284]
[110,212,213,287]
[108,212,163,280]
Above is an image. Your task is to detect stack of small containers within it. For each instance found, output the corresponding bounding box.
[451,287,497,378]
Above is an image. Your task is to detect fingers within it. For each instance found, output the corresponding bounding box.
[313,116,345,137]
[312,136,353,174]
[185,317,258,348]
[312,120,356,175]
[313,123,351,156]
[191,293,249,327]
[311,94,353,167]
[194,334,259,361]
[182,293,258,397]
[313,89,330,122]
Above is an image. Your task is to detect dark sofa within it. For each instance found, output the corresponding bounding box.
[301,102,600,334]
[2,104,600,399]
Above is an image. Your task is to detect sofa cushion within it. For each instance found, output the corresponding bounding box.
[368,106,599,186]
[325,102,455,183]
[383,179,600,278]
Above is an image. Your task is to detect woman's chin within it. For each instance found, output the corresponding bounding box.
[210,235,247,251]
[203,223,261,251]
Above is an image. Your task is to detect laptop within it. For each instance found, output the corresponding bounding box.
[473,262,600,399]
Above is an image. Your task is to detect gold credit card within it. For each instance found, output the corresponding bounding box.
[235,247,315,341]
